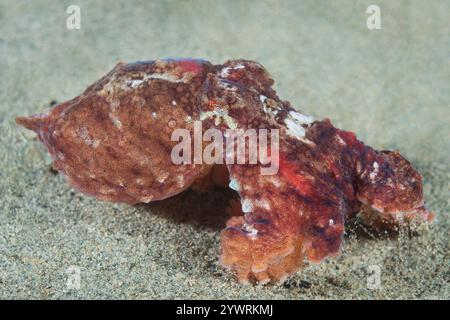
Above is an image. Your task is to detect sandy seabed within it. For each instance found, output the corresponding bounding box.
[0,0,448,299]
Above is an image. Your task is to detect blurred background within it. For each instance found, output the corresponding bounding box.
[0,0,448,299]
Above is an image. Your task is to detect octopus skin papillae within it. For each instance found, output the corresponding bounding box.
[16,59,434,284]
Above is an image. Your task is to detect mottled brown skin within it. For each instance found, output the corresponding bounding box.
[16,58,433,284]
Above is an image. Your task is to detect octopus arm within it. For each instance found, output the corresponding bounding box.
[220,160,346,284]
[336,129,434,228]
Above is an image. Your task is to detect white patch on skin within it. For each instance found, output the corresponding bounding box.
[284,111,316,145]
[288,110,314,125]
[285,118,306,138]
[100,187,116,195]
[176,175,185,187]
[156,172,169,183]
[92,140,100,148]
[372,203,385,213]
[109,113,122,129]
[171,100,177,106]
[100,71,193,95]
[262,105,280,117]
[200,111,214,120]
[255,199,271,211]
[242,223,258,240]
[369,162,379,181]
[152,112,157,118]
[200,109,238,129]
[267,176,282,188]
[241,198,253,213]
[329,219,334,226]
[356,161,362,174]
[260,96,281,117]
[140,72,191,84]
[110,100,120,110]
[336,135,346,146]
[141,196,154,203]
[97,77,117,96]
[219,67,231,77]
[229,179,240,191]
[78,127,100,148]
[219,64,244,78]
[135,178,144,185]
[127,79,144,88]
[99,75,135,95]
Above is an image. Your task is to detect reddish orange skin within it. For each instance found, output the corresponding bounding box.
[17,58,433,284]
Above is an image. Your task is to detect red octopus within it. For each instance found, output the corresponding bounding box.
[16,59,433,284]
